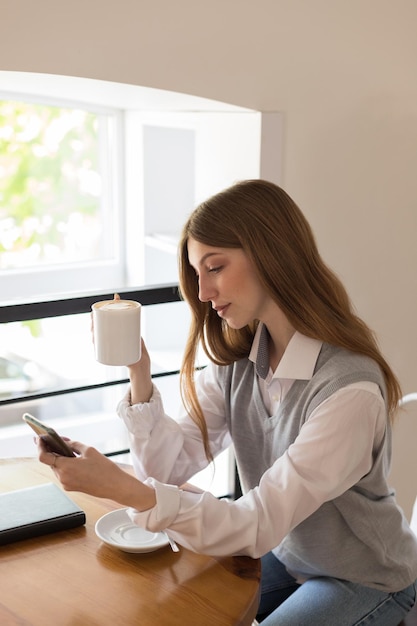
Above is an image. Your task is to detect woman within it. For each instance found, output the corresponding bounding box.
[38,179,417,625]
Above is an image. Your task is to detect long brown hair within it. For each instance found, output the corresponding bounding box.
[178,179,401,459]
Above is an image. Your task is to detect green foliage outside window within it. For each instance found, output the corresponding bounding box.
[0,100,102,270]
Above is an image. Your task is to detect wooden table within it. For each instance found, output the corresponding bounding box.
[0,458,260,626]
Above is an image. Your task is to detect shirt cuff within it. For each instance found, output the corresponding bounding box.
[127,477,181,532]
[117,384,163,436]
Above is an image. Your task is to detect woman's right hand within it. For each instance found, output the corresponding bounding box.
[128,338,153,404]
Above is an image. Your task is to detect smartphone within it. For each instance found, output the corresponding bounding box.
[22,413,76,457]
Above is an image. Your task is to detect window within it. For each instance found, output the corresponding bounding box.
[1,93,122,300]
[1,101,109,268]
[1,71,282,300]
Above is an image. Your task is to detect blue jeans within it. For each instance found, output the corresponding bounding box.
[257,552,417,626]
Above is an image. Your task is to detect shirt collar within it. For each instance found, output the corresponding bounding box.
[249,322,322,381]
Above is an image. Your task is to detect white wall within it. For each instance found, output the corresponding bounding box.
[1,0,417,512]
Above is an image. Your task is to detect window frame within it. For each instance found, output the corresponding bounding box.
[0,91,126,301]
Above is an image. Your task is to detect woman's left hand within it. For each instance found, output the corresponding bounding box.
[36,438,156,510]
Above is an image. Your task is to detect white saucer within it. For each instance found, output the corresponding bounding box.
[95,508,169,553]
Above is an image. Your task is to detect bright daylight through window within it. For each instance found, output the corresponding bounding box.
[1,100,104,268]
[1,96,121,300]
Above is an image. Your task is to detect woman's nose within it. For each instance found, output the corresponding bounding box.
[198,276,214,302]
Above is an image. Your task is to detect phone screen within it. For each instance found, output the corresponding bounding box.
[22,413,76,457]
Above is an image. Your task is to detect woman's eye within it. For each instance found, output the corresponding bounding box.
[208,266,222,274]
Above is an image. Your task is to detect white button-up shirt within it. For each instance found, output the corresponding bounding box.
[119,329,386,558]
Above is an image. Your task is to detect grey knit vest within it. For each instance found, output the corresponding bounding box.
[217,342,417,591]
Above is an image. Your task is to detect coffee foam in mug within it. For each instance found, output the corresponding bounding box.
[99,302,137,310]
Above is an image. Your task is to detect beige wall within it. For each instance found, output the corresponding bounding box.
[1,0,417,512]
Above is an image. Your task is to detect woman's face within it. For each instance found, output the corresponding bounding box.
[187,238,277,329]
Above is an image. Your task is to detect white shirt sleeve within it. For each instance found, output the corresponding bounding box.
[117,364,232,485]
[127,380,387,558]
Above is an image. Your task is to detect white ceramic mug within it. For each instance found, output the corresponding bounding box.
[92,299,142,366]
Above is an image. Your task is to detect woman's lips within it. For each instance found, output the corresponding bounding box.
[214,304,230,317]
